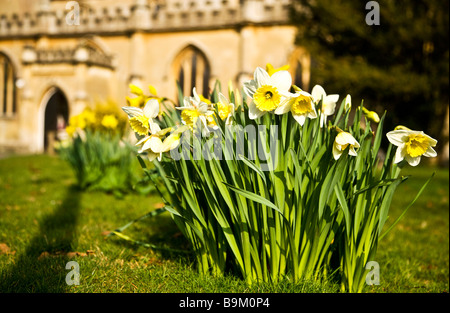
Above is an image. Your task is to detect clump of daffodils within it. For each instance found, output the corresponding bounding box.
[121,64,437,293]
[58,100,140,194]
[65,100,127,138]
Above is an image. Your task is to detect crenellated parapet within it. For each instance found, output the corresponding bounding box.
[0,0,292,38]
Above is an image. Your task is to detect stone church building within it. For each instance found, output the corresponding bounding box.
[0,0,311,154]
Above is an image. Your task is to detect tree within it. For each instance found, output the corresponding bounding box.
[291,0,449,164]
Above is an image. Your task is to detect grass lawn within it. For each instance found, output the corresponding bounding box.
[0,154,448,293]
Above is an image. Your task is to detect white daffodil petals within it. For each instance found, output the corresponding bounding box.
[274,99,292,115]
[192,87,201,103]
[405,154,421,167]
[424,133,438,147]
[311,85,326,103]
[349,147,358,157]
[319,113,328,128]
[254,67,271,87]
[162,134,182,152]
[122,106,142,118]
[335,132,358,146]
[149,122,161,135]
[393,146,406,164]
[180,97,192,109]
[333,131,360,160]
[248,101,265,120]
[424,146,437,158]
[293,114,307,126]
[197,102,209,114]
[270,70,292,91]
[322,99,337,115]
[386,130,409,147]
[326,94,339,105]
[144,99,160,118]
[135,135,150,147]
[145,136,164,153]
[243,80,257,99]
[332,143,343,160]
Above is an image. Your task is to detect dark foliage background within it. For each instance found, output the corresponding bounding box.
[290,0,449,161]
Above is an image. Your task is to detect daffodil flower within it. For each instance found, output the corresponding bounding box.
[122,98,160,136]
[243,67,292,119]
[126,84,148,108]
[65,125,76,137]
[136,126,188,161]
[101,114,119,129]
[176,88,209,132]
[332,131,360,160]
[207,93,235,128]
[311,85,339,128]
[386,127,437,166]
[274,89,317,126]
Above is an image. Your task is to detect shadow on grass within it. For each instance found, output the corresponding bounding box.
[0,186,81,293]
[107,212,195,262]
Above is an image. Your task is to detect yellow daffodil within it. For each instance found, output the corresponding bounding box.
[207,93,235,128]
[81,109,96,126]
[136,126,188,161]
[122,98,160,136]
[68,114,85,130]
[101,114,119,129]
[332,131,360,160]
[311,85,339,128]
[67,109,96,131]
[127,84,147,108]
[65,125,76,137]
[386,127,437,166]
[243,67,292,119]
[274,89,317,126]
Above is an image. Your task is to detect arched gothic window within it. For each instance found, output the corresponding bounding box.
[173,46,210,99]
[0,53,17,116]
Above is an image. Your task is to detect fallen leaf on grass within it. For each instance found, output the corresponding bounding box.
[38,250,95,260]
[0,243,15,255]
[101,231,112,237]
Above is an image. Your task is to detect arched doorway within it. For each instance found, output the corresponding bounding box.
[43,88,69,154]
